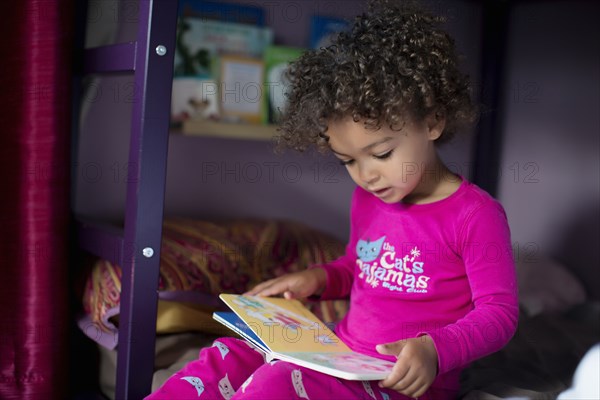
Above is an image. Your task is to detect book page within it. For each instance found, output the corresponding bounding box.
[275,351,395,381]
[219,294,350,354]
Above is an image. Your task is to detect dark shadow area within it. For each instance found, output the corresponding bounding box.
[553,200,600,301]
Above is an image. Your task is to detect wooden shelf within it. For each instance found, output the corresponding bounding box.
[180,119,278,140]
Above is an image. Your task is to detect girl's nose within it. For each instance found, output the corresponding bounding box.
[359,164,379,186]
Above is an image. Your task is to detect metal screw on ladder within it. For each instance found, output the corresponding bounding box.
[155,45,167,56]
[142,247,154,258]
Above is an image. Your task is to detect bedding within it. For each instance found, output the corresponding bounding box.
[458,302,600,399]
[78,218,348,349]
[82,223,599,399]
[98,332,219,400]
[457,256,599,399]
[96,302,600,400]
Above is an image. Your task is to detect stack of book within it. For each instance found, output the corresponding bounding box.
[172,1,351,136]
[172,1,273,125]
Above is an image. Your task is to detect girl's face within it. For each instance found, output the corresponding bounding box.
[325,115,446,204]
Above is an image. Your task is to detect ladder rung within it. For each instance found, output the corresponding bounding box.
[76,218,124,265]
[84,42,137,74]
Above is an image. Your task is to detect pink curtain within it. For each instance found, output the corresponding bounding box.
[0,0,73,398]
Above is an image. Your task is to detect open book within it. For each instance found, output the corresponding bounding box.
[212,294,395,380]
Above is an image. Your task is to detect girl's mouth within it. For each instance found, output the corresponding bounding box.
[372,187,391,197]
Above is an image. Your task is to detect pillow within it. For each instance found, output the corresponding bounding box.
[517,256,586,317]
[79,218,348,349]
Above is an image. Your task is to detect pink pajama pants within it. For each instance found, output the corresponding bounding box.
[145,337,454,400]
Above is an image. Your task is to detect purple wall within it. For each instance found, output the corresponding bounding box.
[76,0,481,241]
[497,1,600,299]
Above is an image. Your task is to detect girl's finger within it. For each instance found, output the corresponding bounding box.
[412,382,429,399]
[388,376,411,393]
[283,291,295,300]
[395,376,422,398]
[244,279,276,295]
[253,280,289,297]
[380,363,409,388]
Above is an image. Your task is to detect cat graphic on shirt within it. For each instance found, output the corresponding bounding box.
[356,236,386,262]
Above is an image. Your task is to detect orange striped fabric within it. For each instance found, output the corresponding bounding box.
[81,218,349,335]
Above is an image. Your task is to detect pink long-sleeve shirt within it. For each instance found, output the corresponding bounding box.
[317,178,519,391]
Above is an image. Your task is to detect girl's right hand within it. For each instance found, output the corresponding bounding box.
[244,268,327,300]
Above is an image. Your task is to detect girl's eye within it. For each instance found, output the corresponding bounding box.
[339,159,355,166]
[374,150,394,160]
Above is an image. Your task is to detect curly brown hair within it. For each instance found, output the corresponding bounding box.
[276,0,478,153]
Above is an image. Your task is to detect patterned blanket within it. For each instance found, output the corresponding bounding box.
[80,218,348,349]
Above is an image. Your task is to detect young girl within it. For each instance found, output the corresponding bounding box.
[146,1,518,399]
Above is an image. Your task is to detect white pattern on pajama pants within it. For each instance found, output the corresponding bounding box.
[144,337,453,400]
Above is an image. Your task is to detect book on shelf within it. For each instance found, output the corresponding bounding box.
[213,294,396,381]
[263,45,304,124]
[309,15,350,49]
[174,17,272,78]
[178,0,266,26]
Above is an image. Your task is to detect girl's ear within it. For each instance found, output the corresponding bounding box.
[426,111,446,141]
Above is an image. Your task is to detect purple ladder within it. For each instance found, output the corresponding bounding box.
[72,1,178,398]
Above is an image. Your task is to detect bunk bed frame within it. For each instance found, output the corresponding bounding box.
[70,1,510,398]
[72,0,179,398]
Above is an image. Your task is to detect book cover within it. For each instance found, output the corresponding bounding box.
[213,311,268,353]
[219,55,264,124]
[213,294,395,380]
[263,46,304,124]
[171,78,219,125]
[174,18,273,78]
[178,0,266,26]
[309,15,350,50]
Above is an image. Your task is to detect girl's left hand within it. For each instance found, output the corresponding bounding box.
[376,335,438,398]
